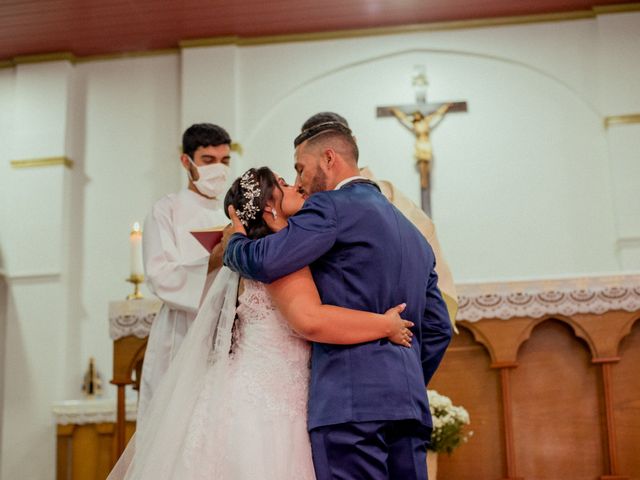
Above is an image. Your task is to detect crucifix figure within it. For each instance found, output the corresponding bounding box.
[377,67,467,216]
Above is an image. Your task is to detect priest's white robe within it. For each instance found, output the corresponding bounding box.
[138,188,228,422]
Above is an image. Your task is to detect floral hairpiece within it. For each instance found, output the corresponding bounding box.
[235,170,261,227]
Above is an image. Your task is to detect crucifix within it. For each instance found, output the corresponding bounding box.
[377,66,468,216]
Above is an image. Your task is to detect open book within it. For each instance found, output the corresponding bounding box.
[190,226,226,253]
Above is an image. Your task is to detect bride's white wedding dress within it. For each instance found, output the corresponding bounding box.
[108,268,315,479]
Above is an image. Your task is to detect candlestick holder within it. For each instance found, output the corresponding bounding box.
[126,274,144,300]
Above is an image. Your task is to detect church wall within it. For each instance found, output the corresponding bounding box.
[596,12,640,270]
[75,54,181,381]
[0,69,14,277]
[0,61,75,479]
[232,17,631,283]
[0,68,13,479]
[0,11,638,479]
[0,56,180,479]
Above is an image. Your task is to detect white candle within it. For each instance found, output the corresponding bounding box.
[129,222,144,277]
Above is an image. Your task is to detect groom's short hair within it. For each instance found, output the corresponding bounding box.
[301,112,349,131]
[295,112,358,163]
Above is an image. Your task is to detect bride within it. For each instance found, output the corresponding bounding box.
[108,167,414,479]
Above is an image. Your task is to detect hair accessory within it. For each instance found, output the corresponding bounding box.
[236,170,261,227]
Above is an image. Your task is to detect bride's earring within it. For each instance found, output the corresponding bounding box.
[272,210,278,220]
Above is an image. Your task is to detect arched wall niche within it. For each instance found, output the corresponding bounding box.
[237,47,617,282]
[429,324,504,480]
[512,319,603,479]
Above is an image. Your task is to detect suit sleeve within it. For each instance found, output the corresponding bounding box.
[421,262,453,385]
[223,193,338,283]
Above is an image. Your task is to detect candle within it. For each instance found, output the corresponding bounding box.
[129,222,144,277]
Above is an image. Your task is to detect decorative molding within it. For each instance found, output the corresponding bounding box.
[0,270,61,281]
[180,10,597,49]
[76,48,179,64]
[593,2,640,14]
[616,236,640,249]
[52,398,137,425]
[10,156,73,169]
[109,299,162,340]
[604,114,640,128]
[230,142,243,155]
[457,274,640,322]
[12,52,76,65]
[179,36,239,48]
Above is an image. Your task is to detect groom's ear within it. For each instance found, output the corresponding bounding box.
[324,147,337,168]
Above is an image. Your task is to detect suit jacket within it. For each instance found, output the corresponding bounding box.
[224,180,452,430]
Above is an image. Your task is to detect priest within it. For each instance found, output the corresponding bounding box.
[138,123,232,423]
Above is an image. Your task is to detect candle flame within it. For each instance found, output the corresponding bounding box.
[131,222,141,234]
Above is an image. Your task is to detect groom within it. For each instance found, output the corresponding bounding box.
[224,119,452,479]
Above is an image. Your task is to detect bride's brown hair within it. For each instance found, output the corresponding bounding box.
[224,167,283,239]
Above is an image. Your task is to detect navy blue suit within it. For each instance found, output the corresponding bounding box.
[224,180,452,479]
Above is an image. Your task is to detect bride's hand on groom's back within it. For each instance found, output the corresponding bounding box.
[384,303,414,348]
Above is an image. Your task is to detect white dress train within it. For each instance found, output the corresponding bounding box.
[108,268,315,480]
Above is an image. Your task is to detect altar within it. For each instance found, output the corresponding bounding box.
[53,398,137,480]
[98,274,640,480]
[53,299,161,480]
[429,274,640,480]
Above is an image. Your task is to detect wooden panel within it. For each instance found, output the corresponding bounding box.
[0,0,638,59]
[57,421,135,480]
[511,319,604,479]
[613,318,640,479]
[429,326,505,479]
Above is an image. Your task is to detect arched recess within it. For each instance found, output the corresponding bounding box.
[515,314,599,361]
[243,46,602,147]
[429,325,504,480]
[511,318,604,479]
[611,315,640,477]
[238,45,617,279]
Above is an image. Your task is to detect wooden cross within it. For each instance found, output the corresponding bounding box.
[377,70,467,216]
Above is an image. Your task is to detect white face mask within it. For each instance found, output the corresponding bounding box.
[187,156,230,199]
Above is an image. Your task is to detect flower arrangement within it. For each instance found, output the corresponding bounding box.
[427,389,473,454]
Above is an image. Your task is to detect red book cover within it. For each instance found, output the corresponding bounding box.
[190,226,225,253]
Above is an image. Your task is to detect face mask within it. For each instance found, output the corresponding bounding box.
[187,156,230,199]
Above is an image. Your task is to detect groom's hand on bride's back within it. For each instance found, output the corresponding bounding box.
[384,303,414,348]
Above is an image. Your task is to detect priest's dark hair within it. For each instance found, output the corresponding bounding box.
[224,167,283,239]
[182,123,231,158]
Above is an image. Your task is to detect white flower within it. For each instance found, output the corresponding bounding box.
[426,389,472,454]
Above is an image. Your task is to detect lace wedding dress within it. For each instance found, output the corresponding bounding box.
[108,269,315,480]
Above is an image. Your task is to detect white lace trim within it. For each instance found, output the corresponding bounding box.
[109,299,162,339]
[52,398,137,425]
[457,273,640,322]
